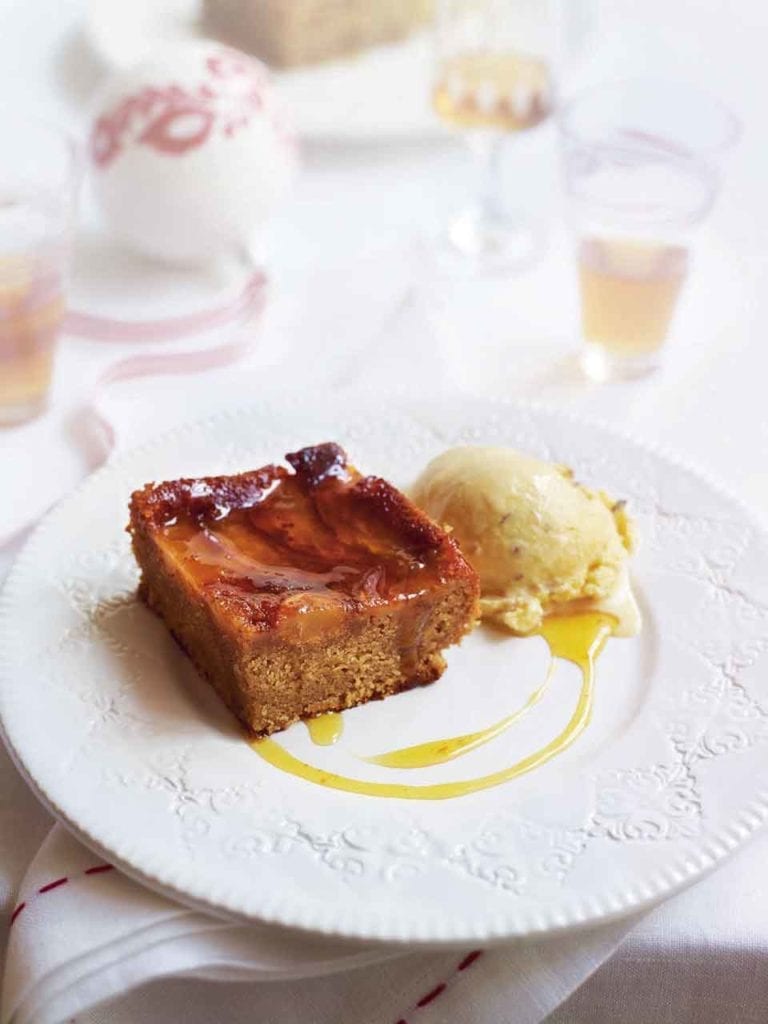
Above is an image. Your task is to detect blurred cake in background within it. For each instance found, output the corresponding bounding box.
[204,0,433,68]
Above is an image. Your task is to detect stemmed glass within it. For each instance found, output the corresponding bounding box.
[432,0,555,273]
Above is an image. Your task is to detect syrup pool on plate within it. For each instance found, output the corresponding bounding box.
[252,611,616,800]
[305,713,344,746]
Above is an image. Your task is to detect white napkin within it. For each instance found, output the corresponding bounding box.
[1,824,639,1024]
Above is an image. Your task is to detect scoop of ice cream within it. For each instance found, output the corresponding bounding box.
[410,446,636,635]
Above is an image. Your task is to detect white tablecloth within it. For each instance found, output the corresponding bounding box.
[2,0,768,1020]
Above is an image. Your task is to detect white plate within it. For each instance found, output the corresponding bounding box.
[85,0,442,142]
[3,398,768,945]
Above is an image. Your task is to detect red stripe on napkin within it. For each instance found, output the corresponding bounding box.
[38,877,68,894]
[393,949,485,1023]
[458,949,483,971]
[10,903,26,926]
[416,984,446,1008]
[9,863,115,929]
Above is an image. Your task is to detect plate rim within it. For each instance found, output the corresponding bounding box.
[3,394,768,945]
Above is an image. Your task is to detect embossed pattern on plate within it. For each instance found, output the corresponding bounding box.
[2,398,768,944]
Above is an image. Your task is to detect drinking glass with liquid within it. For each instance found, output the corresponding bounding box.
[0,112,78,425]
[432,0,556,273]
[559,80,739,381]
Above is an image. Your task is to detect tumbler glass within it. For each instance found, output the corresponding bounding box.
[558,80,739,381]
[0,111,79,424]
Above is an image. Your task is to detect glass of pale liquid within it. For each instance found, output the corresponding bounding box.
[559,80,739,381]
[432,0,556,273]
[0,112,79,425]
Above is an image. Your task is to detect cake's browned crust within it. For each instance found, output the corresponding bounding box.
[128,443,480,737]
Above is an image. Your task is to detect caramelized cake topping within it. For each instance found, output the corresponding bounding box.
[131,443,471,635]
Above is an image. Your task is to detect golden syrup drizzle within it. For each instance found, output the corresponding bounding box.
[363,663,554,769]
[305,713,344,746]
[251,612,616,801]
[539,611,614,675]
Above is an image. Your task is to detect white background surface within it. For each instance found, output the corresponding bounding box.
[2,0,768,1020]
